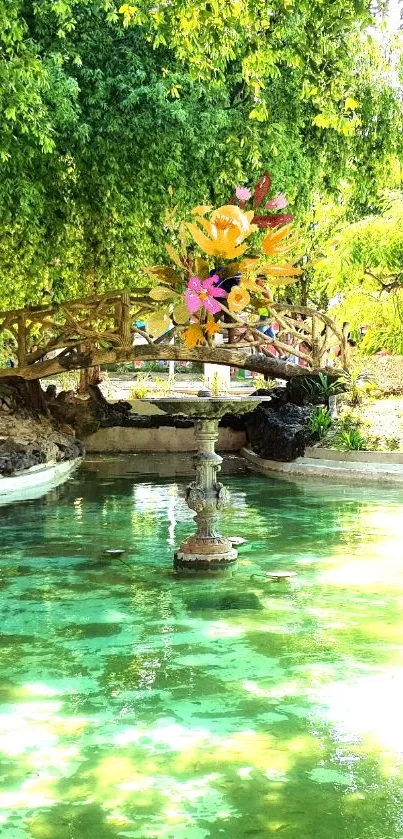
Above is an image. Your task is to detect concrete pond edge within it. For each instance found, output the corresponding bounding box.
[0,457,82,504]
[241,447,403,484]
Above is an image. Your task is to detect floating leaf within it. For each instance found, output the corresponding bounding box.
[253,172,272,208]
[265,275,301,287]
[164,208,174,230]
[172,302,189,324]
[260,264,302,276]
[191,205,211,216]
[179,222,188,255]
[149,286,175,301]
[147,311,171,336]
[238,258,260,273]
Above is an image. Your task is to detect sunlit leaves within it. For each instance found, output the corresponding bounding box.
[172,301,189,324]
[149,286,174,301]
[0,0,402,312]
[147,310,171,336]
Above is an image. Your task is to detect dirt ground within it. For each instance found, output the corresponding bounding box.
[339,395,403,450]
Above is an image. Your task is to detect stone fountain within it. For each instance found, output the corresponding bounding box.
[145,394,267,572]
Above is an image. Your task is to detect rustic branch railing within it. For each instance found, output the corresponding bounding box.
[0,289,348,380]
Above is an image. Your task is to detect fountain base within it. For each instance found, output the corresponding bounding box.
[174,536,238,573]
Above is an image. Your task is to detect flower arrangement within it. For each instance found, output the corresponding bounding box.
[143,172,302,349]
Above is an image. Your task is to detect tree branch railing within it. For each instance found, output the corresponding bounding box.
[0,289,348,381]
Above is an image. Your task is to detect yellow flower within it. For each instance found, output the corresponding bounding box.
[188,204,256,260]
[227,285,251,313]
[262,224,298,257]
[182,323,206,349]
[191,205,211,216]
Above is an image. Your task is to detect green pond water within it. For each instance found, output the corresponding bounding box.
[1,455,403,839]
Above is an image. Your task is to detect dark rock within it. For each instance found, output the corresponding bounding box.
[56,436,84,463]
[0,437,47,475]
[0,434,84,475]
[45,384,57,400]
[246,402,314,461]
[286,376,328,406]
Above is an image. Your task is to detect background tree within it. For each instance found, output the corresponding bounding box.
[314,191,403,353]
[0,0,402,309]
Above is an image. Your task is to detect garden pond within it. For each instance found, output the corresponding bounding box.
[0,455,403,838]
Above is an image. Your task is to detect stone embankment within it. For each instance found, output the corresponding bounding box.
[0,377,83,476]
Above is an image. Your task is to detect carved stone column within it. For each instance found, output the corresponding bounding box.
[144,396,267,574]
[175,417,237,572]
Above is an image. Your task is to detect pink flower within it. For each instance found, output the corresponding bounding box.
[184,275,226,315]
[235,185,252,202]
[265,192,288,210]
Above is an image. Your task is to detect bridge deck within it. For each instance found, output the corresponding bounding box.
[0,290,347,381]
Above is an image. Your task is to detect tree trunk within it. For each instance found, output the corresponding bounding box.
[78,365,101,394]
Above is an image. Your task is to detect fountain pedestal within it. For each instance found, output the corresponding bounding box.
[176,416,237,571]
[145,396,266,573]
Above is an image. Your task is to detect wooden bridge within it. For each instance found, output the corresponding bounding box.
[0,289,348,381]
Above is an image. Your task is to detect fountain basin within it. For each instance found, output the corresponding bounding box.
[145,395,269,420]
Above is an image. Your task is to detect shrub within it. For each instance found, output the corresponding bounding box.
[340,429,368,450]
[129,374,151,399]
[302,373,345,401]
[336,369,375,406]
[308,406,333,439]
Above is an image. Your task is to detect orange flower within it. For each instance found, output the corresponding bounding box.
[227,285,251,313]
[204,314,221,339]
[188,204,256,260]
[182,323,205,349]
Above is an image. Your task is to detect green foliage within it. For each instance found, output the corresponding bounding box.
[314,192,403,353]
[0,2,402,311]
[54,370,80,392]
[253,375,277,391]
[331,412,372,450]
[308,406,333,439]
[302,373,344,401]
[336,369,375,406]
[153,375,175,395]
[385,436,400,451]
[129,374,151,399]
[340,428,368,450]
[317,192,403,295]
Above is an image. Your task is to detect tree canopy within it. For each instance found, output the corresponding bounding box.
[314,191,403,353]
[0,0,402,309]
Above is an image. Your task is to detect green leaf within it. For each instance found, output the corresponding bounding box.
[149,286,175,301]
